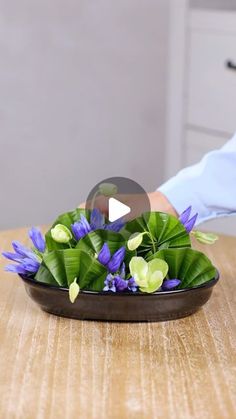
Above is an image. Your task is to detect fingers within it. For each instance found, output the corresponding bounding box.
[79,195,109,216]
[78,193,149,220]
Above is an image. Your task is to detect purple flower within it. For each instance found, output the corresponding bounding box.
[21,258,41,273]
[127,277,138,292]
[104,219,125,232]
[1,251,23,263]
[103,274,116,292]
[179,206,192,225]
[107,247,126,274]
[97,244,126,274]
[97,243,111,265]
[100,246,132,293]
[12,241,38,261]
[2,228,44,275]
[71,215,92,240]
[5,264,28,274]
[101,247,138,292]
[119,262,126,279]
[90,208,105,230]
[114,276,128,291]
[71,209,124,242]
[162,279,181,291]
[103,266,138,293]
[185,214,198,233]
[179,206,198,233]
[29,227,46,252]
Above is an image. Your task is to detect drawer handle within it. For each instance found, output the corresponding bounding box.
[226,60,236,71]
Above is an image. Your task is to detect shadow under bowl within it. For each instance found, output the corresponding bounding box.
[19,272,220,322]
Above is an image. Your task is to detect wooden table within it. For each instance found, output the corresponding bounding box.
[0,228,235,419]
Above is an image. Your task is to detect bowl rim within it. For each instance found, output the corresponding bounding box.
[19,270,220,297]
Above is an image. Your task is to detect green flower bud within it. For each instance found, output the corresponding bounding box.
[192,230,219,245]
[69,278,80,303]
[98,183,118,197]
[127,232,145,251]
[51,224,72,243]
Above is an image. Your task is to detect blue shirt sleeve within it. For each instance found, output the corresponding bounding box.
[158,133,236,225]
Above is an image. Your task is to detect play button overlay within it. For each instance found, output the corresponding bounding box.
[85,176,150,222]
[108,197,131,222]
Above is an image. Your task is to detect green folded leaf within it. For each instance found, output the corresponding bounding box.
[78,251,107,291]
[123,212,191,258]
[43,250,68,286]
[40,249,107,291]
[35,263,59,286]
[76,229,135,265]
[76,229,123,254]
[148,248,217,288]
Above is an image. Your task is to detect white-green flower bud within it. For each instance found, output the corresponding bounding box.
[98,183,118,197]
[69,278,80,303]
[192,231,219,245]
[127,232,145,251]
[51,224,72,243]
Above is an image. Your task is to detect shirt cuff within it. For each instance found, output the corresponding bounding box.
[158,178,213,225]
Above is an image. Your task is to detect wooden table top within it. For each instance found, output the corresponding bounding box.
[0,227,235,419]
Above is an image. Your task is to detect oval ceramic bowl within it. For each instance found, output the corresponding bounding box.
[20,272,219,322]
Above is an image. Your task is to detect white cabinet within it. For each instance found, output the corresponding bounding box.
[187,11,236,135]
[166,4,236,234]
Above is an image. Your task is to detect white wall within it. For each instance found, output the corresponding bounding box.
[190,0,236,10]
[0,0,170,229]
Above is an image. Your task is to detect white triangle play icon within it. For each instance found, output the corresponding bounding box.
[108,197,131,222]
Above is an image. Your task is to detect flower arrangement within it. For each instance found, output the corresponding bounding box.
[2,206,218,303]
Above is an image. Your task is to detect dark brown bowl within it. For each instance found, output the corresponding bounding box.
[19,272,219,322]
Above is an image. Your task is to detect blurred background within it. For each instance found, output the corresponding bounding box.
[0,0,236,233]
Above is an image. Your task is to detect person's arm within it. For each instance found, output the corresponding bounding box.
[158,133,236,225]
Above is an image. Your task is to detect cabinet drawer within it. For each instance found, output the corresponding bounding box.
[184,129,227,166]
[187,12,236,134]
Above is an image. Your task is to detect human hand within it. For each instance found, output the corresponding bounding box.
[79,191,177,219]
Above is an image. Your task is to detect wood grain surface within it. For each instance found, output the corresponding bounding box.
[0,227,235,419]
